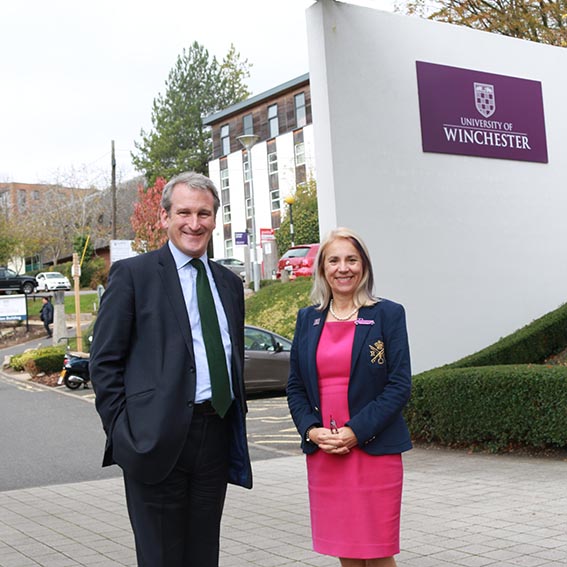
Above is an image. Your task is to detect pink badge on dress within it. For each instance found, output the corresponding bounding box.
[313,318,321,326]
[354,318,375,326]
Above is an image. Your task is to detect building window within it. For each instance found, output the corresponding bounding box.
[293,130,306,185]
[268,104,279,138]
[221,124,230,155]
[220,167,229,190]
[17,190,26,213]
[242,151,251,182]
[225,239,233,257]
[220,165,230,220]
[295,142,305,166]
[32,190,40,200]
[223,204,231,224]
[270,189,280,212]
[267,152,278,175]
[295,92,306,127]
[245,197,252,220]
[0,191,8,211]
[243,114,253,136]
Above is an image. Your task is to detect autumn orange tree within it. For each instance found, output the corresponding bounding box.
[401,0,567,46]
[130,177,168,253]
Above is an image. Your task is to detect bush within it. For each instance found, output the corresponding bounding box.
[406,365,567,451]
[33,349,66,373]
[11,346,65,372]
[406,301,567,452]
[23,359,38,377]
[88,256,109,289]
[11,350,39,371]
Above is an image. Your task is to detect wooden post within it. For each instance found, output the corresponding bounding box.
[72,253,82,352]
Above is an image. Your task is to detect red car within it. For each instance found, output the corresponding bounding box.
[276,244,320,279]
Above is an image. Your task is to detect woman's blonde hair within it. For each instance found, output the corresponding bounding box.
[310,227,378,310]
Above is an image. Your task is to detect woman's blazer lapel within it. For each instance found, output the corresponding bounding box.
[305,307,327,407]
[350,304,380,376]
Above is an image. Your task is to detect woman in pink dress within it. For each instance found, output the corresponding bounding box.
[287,227,412,567]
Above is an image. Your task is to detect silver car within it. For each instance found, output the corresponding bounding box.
[213,258,246,281]
[244,325,291,394]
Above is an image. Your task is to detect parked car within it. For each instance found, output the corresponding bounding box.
[35,271,71,292]
[213,257,246,281]
[244,325,291,393]
[0,267,37,295]
[276,244,320,279]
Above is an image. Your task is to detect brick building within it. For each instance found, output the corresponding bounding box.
[203,74,315,268]
[0,182,97,219]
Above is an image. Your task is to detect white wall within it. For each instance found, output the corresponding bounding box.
[307,1,567,373]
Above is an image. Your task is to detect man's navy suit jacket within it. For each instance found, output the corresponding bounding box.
[287,299,412,456]
[90,243,252,488]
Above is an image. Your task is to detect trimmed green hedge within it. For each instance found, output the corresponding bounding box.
[407,301,567,451]
[448,301,567,368]
[406,365,567,451]
[33,350,66,373]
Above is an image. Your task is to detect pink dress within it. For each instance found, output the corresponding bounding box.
[307,321,403,559]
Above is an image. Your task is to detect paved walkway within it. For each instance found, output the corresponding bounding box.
[1,448,566,566]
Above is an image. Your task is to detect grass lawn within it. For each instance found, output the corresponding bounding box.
[26,292,99,318]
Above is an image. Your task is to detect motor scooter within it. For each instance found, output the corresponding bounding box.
[58,350,90,390]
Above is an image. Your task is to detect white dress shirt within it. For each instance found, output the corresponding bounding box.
[168,241,233,403]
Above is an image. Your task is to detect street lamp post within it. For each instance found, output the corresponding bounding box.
[284,195,295,247]
[237,134,260,292]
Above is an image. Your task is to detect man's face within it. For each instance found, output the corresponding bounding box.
[160,183,217,258]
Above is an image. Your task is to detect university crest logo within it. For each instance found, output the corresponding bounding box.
[474,82,496,118]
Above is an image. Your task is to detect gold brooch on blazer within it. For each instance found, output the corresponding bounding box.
[370,340,385,365]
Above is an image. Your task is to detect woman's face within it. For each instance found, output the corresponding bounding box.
[323,238,364,301]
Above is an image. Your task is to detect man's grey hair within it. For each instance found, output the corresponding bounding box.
[161,172,221,214]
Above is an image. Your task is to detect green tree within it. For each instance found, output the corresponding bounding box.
[0,217,16,265]
[0,214,43,271]
[275,178,320,255]
[132,42,251,185]
[73,234,94,264]
[401,0,567,46]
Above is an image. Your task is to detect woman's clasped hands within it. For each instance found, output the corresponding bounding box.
[308,426,358,455]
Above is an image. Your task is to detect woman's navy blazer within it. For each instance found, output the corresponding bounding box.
[287,299,412,455]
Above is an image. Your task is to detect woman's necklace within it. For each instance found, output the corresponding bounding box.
[329,299,358,321]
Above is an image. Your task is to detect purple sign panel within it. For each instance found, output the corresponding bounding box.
[416,61,548,163]
[234,231,248,246]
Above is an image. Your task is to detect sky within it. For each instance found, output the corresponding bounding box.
[0,0,392,189]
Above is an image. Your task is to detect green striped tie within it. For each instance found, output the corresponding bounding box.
[190,259,231,417]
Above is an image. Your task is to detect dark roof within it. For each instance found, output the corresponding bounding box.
[203,73,309,126]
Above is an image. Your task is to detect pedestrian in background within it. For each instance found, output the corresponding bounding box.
[90,171,252,567]
[287,227,412,567]
[39,296,53,338]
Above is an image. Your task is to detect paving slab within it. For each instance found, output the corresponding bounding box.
[0,448,566,566]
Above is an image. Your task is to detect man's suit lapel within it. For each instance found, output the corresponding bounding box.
[156,244,195,358]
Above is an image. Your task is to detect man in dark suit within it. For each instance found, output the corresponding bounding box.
[90,171,252,567]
